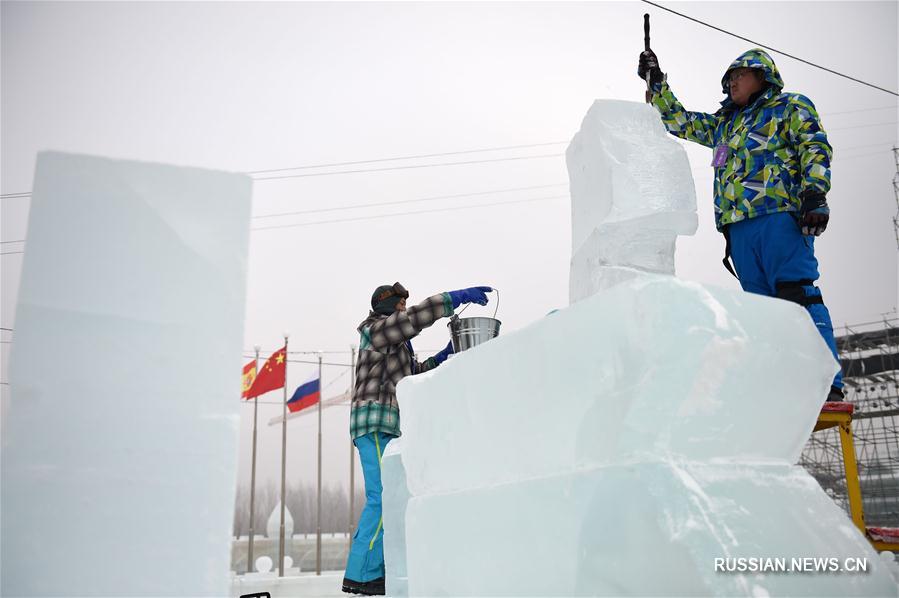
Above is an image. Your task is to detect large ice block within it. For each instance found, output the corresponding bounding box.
[399,274,838,497]
[382,438,411,597]
[1,152,252,596]
[567,100,698,301]
[404,462,897,596]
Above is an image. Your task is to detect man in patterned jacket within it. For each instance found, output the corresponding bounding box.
[342,281,492,595]
[637,47,843,402]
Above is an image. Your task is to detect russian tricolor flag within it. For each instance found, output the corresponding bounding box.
[287,376,321,413]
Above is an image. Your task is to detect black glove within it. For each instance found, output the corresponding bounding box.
[637,50,664,87]
[798,190,830,236]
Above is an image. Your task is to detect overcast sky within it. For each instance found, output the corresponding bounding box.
[2,1,897,498]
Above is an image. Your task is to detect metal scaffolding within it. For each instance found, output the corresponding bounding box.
[800,318,899,527]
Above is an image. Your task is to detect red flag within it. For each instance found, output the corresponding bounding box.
[247,346,286,398]
[241,360,257,399]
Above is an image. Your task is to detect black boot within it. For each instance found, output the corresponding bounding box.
[826,385,845,402]
[342,576,385,596]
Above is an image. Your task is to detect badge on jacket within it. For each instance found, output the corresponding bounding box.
[712,144,728,168]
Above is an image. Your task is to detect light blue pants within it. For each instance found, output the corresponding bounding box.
[729,212,843,389]
[344,432,393,583]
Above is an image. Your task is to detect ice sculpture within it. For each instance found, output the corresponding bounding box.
[381,101,897,596]
[389,275,895,596]
[267,501,294,538]
[567,100,698,302]
[1,152,252,596]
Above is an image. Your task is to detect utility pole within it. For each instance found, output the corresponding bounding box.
[892,147,898,250]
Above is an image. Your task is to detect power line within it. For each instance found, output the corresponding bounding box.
[0,186,571,246]
[250,153,565,182]
[1,251,24,256]
[828,121,898,132]
[253,183,567,219]
[251,194,568,232]
[838,142,896,152]
[0,240,25,245]
[242,354,352,367]
[642,0,899,97]
[826,106,898,116]
[245,141,568,175]
[836,150,897,162]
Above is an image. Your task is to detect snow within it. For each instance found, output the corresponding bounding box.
[1,152,252,596]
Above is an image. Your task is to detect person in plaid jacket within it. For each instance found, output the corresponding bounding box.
[638,47,843,402]
[343,282,491,596]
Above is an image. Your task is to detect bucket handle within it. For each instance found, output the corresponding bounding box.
[456,288,499,319]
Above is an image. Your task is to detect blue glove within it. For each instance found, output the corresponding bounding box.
[447,286,492,309]
[798,190,830,236]
[433,341,454,365]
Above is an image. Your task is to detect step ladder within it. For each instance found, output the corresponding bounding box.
[814,402,899,552]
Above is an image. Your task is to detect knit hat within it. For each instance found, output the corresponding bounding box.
[371,282,409,315]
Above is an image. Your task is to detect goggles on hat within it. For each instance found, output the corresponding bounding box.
[375,282,409,303]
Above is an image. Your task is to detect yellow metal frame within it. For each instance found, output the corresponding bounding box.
[814,408,899,552]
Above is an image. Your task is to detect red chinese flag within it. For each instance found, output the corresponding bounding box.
[246,346,286,398]
[241,360,257,399]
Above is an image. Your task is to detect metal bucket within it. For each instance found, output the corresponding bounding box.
[448,315,501,353]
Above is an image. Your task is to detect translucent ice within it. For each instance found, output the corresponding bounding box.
[567,100,698,301]
[383,274,889,595]
[404,461,897,596]
[382,438,411,597]
[1,152,252,596]
[400,275,838,496]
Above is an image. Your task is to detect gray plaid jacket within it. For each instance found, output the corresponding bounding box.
[350,292,453,439]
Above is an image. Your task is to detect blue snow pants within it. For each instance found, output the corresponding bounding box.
[344,432,393,583]
[729,211,842,389]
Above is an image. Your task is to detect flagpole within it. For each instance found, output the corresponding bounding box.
[247,345,260,574]
[279,334,289,578]
[316,351,323,576]
[348,345,356,555]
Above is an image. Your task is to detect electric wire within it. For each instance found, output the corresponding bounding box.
[253,183,568,219]
[826,106,898,116]
[828,121,898,132]
[1,115,893,201]
[641,0,899,97]
[250,153,565,182]
[245,141,568,175]
[251,194,568,232]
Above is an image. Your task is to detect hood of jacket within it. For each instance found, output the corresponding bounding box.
[720,48,784,107]
[358,310,385,333]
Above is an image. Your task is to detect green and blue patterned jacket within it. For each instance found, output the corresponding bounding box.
[649,48,832,231]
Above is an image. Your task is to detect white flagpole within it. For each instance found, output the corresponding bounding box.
[278,334,289,578]
[247,345,260,574]
[316,351,323,575]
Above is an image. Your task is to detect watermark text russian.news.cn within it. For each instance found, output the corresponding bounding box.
[715,557,869,574]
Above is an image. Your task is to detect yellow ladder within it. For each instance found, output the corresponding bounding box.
[814,402,899,551]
